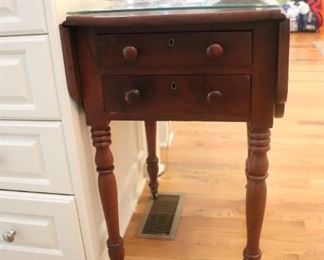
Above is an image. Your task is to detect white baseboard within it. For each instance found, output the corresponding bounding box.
[160,131,174,149]
[158,122,174,149]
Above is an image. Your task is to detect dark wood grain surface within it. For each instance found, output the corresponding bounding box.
[59,25,82,101]
[97,31,252,74]
[276,19,290,118]
[102,75,251,118]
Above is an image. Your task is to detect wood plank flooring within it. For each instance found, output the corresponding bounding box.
[124,32,324,260]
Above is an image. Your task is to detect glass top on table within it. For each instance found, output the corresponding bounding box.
[68,0,281,15]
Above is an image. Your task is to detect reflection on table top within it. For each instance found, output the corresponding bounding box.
[68,0,280,15]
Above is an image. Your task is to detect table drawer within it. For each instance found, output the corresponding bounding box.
[103,75,251,118]
[97,31,252,74]
[0,191,85,260]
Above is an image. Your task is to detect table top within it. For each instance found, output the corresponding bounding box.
[68,0,280,15]
[63,0,284,27]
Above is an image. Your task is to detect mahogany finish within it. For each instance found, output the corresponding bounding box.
[102,75,251,119]
[207,90,224,105]
[244,127,270,260]
[60,8,289,260]
[206,43,224,59]
[276,19,290,117]
[97,31,252,74]
[144,121,159,199]
[122,46,138,61]
[91,125,125,259]
[124,89,141,105]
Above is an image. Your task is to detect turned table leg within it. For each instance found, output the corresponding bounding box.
[144,121,159,199]
[243,128,270,260]
[245,123,251,175]
[91,124,124,260]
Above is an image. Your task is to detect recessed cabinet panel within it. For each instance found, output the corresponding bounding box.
[0,121,73,194]
[0,191,85,260]
[0,0,47,35]
[0,36,61,120]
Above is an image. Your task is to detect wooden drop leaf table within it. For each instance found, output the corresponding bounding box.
[60,1,289,259]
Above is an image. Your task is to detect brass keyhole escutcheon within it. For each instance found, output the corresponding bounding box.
[168,38,175,48]
[170,81,177,90]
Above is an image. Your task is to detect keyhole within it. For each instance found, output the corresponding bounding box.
[170,81,177,90]
[168,38,175,48]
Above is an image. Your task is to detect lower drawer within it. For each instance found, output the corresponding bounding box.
[0,191,85,260]
[103,75,251,120]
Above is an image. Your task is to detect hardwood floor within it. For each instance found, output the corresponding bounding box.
[124,32,324,260]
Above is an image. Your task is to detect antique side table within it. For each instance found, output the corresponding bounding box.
[60,1,289,259]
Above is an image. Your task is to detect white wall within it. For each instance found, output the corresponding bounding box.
[49,1,148,259]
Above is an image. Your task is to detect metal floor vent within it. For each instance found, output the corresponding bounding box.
[136,193,185,240]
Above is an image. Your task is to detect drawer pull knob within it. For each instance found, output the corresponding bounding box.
[123,46,138,61]
[206,44,224,59]
[2,229,16,243]
[125,89,141,105]
[207,90,223,105]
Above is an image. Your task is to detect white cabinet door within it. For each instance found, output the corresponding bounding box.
[0,0,47,36]
[0,121,73,194]
[0,35,61,120]
[0,191,86,260]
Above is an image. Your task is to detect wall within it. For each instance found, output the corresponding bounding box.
[49,1,148,259]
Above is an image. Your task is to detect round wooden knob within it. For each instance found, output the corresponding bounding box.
[125,89,141,105]
[206,44,224,59]
[123,46,138,61]
[207,90,223,105]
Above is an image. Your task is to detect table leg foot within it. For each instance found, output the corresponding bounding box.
[145,121,159,199]
[243,248,262,260]
[108,239,125,260]
[147,155,159,199]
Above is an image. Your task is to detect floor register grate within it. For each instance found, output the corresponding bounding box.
[136,193,185,240]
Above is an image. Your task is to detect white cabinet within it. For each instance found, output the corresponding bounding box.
[0,121,73,194]
[0,0,47,36]
[0,1,147,259]
[0,191,85,260]
[0,35,61,120]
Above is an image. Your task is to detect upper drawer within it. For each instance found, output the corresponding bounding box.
[0,191,85,260]
[0,35,61,120]
[0,121,73,194]
[0,0,47,36]
[97,31,252,74]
